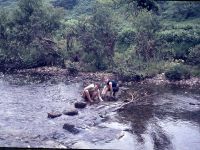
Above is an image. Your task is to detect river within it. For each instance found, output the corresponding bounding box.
[0,73,199,149]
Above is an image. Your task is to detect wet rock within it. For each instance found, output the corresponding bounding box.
[123,99,130,102]
[71,141,90,149]
[63,123,80,134]
[74,102,87,109]
[47,112,62,119]
[189,102,196,105]
[63,109,78,116]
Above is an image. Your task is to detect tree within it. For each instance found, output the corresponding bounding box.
[51,0,78,10]
[0,0,65,70]
[113,0,159,17]
[66,4,117,70]
[134,10,161,61]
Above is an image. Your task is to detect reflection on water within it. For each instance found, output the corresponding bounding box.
[0,73,200,149]
[118,84,200,150]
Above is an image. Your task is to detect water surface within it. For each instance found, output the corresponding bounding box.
[0,73,199,149]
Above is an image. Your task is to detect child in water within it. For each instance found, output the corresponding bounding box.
[102,77,119,97]
[82,83,103,103]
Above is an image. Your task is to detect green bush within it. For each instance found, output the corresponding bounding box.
[116,28,136,52]
[187,44,200,66]
[134,10,161,61]
[51,0,78,10]
[165,65,190,81]
[65,61,78,75]
[66,4,116,71]
[0,0,65,70]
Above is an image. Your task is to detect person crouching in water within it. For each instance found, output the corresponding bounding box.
[82,83,103,104]
[102,77,119,98]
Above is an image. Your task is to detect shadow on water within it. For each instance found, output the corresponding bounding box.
[118,83,200,150]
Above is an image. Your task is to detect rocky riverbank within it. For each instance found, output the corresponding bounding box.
[15,66,200,88]
[143,73,200,88]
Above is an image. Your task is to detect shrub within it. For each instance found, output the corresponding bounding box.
[165,65,190,81]
[187,44,200,66]
[134,10,161,61]
[0,0,65,70]
[51,0,78,10]
[66,5,116,71]
[65,60,78,75]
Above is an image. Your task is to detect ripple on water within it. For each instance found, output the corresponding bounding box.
[0,75,200,149]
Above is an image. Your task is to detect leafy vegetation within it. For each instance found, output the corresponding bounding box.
[165,64,191,81]
[0,0,199,80]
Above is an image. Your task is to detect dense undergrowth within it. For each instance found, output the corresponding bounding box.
[0,0,200,81]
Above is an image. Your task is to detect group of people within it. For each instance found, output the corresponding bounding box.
[82,77,119,104]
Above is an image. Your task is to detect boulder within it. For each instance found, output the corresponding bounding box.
[47,112,62,119]
[63,109,78,116]
[74,102,87,109]
[63,123,80,134]
[71,141,90,149]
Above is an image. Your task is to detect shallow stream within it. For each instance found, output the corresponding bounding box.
[0,73,199,149]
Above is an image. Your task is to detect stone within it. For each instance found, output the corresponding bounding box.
[71,141,90,149]
[47,112,62,119]
[63,109,78,116]
[74,102,87,109]
[189,102,196,105]
[123,99,130,102]
[63,123,80,134]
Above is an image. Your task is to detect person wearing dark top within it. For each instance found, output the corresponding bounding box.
[102,78,119,97]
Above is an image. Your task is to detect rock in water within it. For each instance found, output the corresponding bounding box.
[189,102,196,105]
[63,123,80,134]
[63,109,78,116]
[71,141,90,149]
[48,112,62,119]
[74,102,87,109]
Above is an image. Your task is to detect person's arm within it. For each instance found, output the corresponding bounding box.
[97,89,103,101]
[109,82,113,96]
[101,85,107,95]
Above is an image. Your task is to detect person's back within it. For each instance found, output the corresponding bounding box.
[84,84,96,93]
[82,83,103,103]
[107,80,117,87]
[102,78,119,97]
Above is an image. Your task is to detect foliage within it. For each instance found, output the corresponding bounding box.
[188,44,200,66]
[162,1,200,21]
[114,0,159,17]
[165,64,190,81]
[0,0,200,79]
[116,28,135,52]
[0,0,65,70]
[64,60,79,75]
[51,0,78,10]
[66,4,116,71]
[134,10,161,61]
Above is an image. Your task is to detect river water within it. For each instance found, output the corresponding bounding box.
[0,73,199,149]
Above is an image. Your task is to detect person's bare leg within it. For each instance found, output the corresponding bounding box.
[102,86,109,96]
[84,90,93,103]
